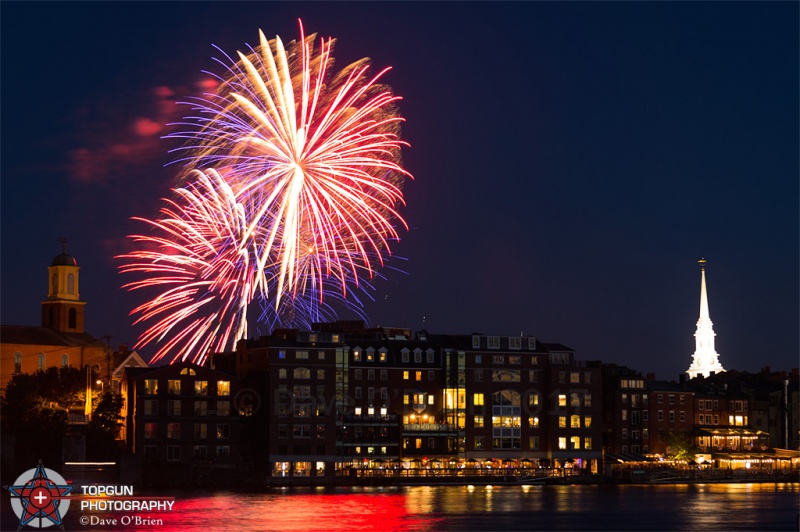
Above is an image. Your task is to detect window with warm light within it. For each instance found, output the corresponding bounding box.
[558,437,566,450]
[570,415,581,428]
[529,416,539,428]
[474,393,484,406]
[474,415,484,427]
[217,381,230,396]
[558,394,567,407]
[167,380,181,395]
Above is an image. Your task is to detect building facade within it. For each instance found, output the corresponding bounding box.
[122,362,241,466]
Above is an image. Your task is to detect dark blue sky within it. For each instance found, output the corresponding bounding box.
[2,2,797,380]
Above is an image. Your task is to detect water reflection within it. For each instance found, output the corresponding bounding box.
[94,483,797,531]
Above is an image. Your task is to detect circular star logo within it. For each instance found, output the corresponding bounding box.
[6,461,72,529]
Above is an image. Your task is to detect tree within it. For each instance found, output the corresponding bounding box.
[86,392,124,460]
[1,366,84,470]
[662,429,702,461]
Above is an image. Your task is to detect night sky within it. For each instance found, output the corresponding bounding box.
[2,2,797,380]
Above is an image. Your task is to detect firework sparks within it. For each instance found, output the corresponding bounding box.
[119,21,411,363]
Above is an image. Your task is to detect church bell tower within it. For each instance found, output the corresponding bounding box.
[41,238,86,333]
[686,258,725,379]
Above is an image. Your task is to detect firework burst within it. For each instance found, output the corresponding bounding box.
[119,21,411,363]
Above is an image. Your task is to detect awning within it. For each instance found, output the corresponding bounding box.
[604,452,654,463]
[699,428,768,437]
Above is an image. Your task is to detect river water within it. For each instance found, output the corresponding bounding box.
[87,482,800,530]
[3,482,798,530]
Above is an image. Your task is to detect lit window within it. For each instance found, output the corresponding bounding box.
[403,371,409,380]
[217,381,231,396]
[180,368,196,375]
[297,351,309,360]
[584,416,592,428]
[354,351,361,362]
[474,393,484,406]
[167,380,181,395]
[559,416,567,428]
[570,372,580,383]
[474,415,484,427]
[570,415,580,428]
[428,395,435,405]
[570,436,580,450]
[415,371,422,381]
[558,394,567,407]
[558,437,566,450]
[194,381,208,395]
[144,423,158,439]
[584,437,592,450]
[144,379,158,395]
[529,416,539,428]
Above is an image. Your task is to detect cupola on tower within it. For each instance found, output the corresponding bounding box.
[40,238,86,333]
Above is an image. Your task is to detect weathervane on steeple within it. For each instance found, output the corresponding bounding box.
[698,257,706,270]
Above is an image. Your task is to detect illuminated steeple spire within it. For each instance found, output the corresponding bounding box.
[687,258,725,378]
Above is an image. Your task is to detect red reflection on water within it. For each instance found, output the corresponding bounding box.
[128,490,439,531]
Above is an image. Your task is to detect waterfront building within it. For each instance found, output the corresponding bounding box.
[601,365,652,456]
[686,259,725,379]
[645,380,695,456]
[121,362,241,468]
[234,325,604,480]
[236,327,344,480]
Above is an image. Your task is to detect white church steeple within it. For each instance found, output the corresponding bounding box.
[687,258,725,378]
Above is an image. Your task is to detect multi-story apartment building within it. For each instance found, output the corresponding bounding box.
[233,324,605,480]
[602,365,651,455]
[645,380,694,456]
[122,362,241,467]
[236,328,343,479]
